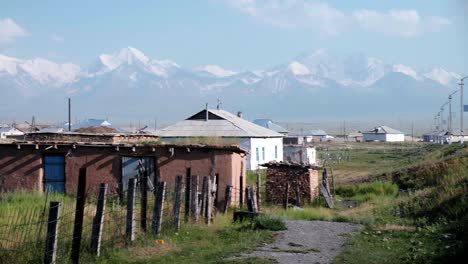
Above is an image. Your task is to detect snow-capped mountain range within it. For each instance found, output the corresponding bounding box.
[0,47,461,120]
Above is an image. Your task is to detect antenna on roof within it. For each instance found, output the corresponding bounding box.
[217,98,222,110]
[205,103,209,121]
[30,116,36,133]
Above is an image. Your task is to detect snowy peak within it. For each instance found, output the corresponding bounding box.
[287,61,310,75]
[96,47,150,72]
[392,64,420,80]
[0,54,22,75]
[197,65,237,77]
[423,68,460,86]
[0,54,80,85]
[91,47,180,77]
[117,47,150,64]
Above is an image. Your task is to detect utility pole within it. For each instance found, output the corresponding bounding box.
[68,98,71,132]
[448,90,459,134]
[411,121,414,142]
[460,76,468,133]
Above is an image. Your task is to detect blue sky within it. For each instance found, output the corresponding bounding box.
[0,0,467,72]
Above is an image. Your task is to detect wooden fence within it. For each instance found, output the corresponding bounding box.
[0,167,236,263]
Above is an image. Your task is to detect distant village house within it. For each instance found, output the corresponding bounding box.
[362,126,405,142]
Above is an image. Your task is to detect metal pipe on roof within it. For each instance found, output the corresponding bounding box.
[205,103,209,121]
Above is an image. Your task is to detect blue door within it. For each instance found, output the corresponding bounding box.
[44,155,65,193]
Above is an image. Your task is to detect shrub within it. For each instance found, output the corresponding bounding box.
[336,181,399,202]
[238,214,287,231]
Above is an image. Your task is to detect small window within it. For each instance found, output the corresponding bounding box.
[275,145,278,159]
[256,147,259,161]
[262,147,265,161]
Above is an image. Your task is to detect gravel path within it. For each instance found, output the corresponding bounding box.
[236,220,361,264]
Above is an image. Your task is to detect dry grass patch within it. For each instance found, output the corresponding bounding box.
[126,242,182,260]
[374,224,416,232]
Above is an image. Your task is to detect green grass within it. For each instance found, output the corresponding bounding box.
[331,143,468,263]
[98,215,274,264]
[336,181,399,202]
[334,225,452,264]
[237,214,287,231]
[321,144,427,185]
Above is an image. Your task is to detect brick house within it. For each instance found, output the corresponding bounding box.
[0,134,247,206]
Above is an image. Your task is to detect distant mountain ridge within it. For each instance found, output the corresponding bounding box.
[0,47,461,121]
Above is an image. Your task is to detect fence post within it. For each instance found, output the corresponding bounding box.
[205,177,212,225]
[200,176,208,217]
[295,183,302,207]
[222,185,233,214]
[184,173,191,222]
[71,167,87,264]
[249,187,258,213]
[152,181,166,235]
[256,173,262,212]
[91,183,108,256]
[44,201,61,264]
[190,175,199,222]
[330,167,336,197]
[239,175,243,208]
[173,176,183,231]
[141,170,148,232]
[283,182,290,210]
[126,178,137,243]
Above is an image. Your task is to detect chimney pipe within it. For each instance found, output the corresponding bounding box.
[237,111,243,118]
[205,103,209,121]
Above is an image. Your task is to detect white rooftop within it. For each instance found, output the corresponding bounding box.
[364,125,404,134]
[157,109,283,138]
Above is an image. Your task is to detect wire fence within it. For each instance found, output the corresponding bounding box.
[0,169,234,263]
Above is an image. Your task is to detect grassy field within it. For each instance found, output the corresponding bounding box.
[1,142,467,263]
[318,142,428,185]
[98,215,278,264]
[330,143,468,263]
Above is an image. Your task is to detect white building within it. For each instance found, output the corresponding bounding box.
[283,145,317,165]
[0,127,24,139]
[157,109,284,170]
[289,129,330,142]
[363,126,405,142]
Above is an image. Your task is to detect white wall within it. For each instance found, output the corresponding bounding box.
[242,137,283,170]
[283,146,316,165]
[385,134,405,142]
[0,129,24,139]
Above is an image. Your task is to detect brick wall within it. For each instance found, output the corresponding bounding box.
[0,144,246,206]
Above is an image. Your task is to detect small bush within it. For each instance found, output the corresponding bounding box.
[239,214,287,231]
[332,215,351,222]
[336,181,398,202]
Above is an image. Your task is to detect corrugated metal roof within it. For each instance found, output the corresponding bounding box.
[289,129,328,136]
[0,127,22,133]
[253,119,288,134]
[157,109,283,138]
[40,127,65,133]
[71,119,112,130]
[364,126,404,134]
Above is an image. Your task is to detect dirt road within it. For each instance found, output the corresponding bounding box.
[234,220,361,264]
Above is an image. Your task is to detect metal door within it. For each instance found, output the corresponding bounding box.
[44,155,65,193]
[121,156,155,192]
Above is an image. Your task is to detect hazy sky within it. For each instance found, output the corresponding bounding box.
[1,0,467,72]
